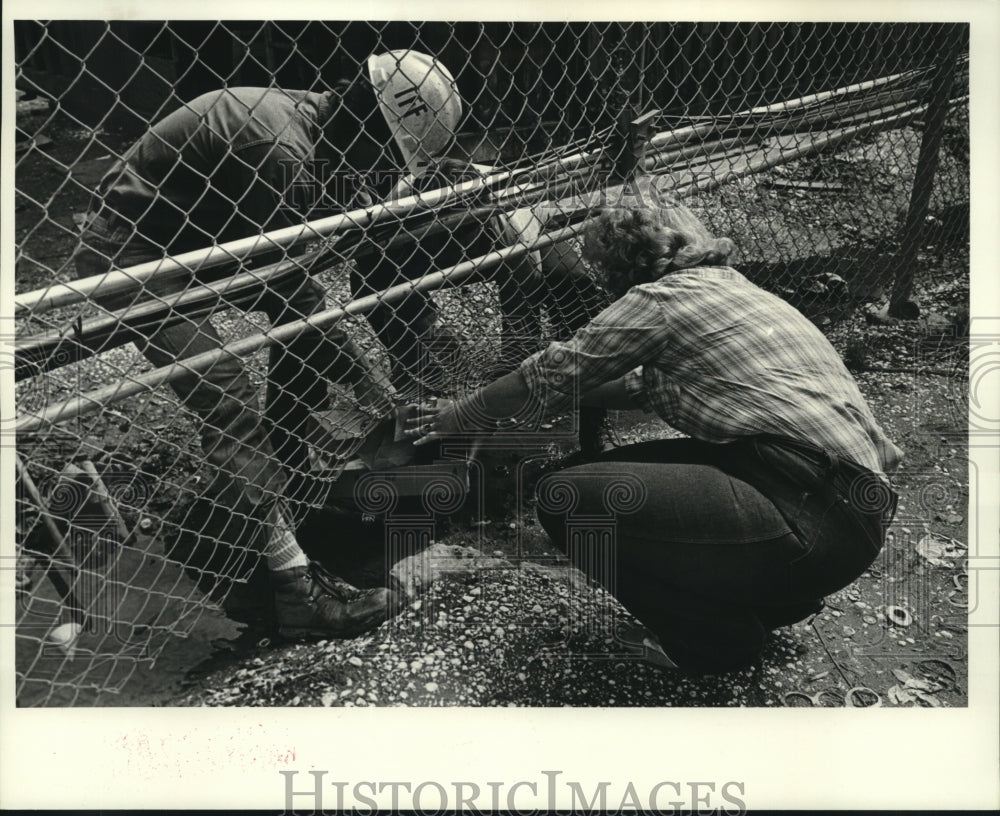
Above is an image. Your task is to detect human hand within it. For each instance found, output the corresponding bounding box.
[402,398,460,446]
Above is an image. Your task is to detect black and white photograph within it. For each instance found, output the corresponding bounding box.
[1,0,997,811]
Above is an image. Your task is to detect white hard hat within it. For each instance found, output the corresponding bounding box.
[367,50,463,177]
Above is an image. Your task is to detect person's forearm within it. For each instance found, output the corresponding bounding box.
[580,376,640,410]
[454,369,539,432]
[412,366,639,445]
[456,370,637,427]
[410,368,553,444]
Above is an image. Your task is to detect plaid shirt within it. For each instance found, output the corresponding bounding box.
[519,266,903,476]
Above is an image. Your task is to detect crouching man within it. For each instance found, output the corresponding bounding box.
[72,51,467,638]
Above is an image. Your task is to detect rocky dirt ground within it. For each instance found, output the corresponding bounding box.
[13,96,971,707]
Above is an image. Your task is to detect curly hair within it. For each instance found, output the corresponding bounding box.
[582,197,735,295]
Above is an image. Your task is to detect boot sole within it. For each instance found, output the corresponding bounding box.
[276,616,388,642]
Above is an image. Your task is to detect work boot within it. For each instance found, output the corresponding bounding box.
[307,559,372,602]
[272,562,395,640]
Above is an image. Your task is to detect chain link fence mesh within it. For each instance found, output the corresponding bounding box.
[11,21,969,705]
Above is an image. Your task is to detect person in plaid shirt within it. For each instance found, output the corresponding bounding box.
[410,185,902,673]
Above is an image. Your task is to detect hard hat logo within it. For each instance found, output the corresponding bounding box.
[367,50,463,177]
[395,87,429,120]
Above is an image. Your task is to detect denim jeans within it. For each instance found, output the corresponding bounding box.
[535,436,896,673]
[73,212,380,577]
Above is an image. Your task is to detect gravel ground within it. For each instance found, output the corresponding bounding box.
[174,545,807,708]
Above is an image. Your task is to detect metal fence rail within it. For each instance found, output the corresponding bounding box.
[11,21,969,705]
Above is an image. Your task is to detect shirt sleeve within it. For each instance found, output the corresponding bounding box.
[518,285,668,415]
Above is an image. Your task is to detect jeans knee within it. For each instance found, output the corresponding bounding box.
[534,470,587,547]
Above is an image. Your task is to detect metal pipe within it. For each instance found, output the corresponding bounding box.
[15,220,597,433]
[648,121,722,151]
[738,62,944,115]
[646,137,749,171]
[674,97,963,197]
[644,65,940,148]
[13,165,534,317]
[15,146,610,322]
[15,205,487,379]
[79,459,131,544]
[15,172,608,381]
[738,89,928,135]
[15,86,967,388]
[15,455,85,625]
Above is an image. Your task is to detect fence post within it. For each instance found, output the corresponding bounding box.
[886,31,964,318]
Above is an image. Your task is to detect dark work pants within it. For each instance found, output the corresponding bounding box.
[535,436,896,674]
[74,213,380,576]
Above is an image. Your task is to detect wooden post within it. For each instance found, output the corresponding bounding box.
[887,32,964,318]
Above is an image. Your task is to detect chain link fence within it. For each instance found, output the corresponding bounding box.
[11,21,969,705]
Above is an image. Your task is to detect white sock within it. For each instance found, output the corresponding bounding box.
[265,508,308,572]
